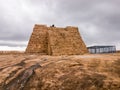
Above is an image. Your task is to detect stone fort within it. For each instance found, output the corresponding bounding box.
[26,24,88,55]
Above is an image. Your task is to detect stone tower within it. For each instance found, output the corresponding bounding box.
[26,24,88,55]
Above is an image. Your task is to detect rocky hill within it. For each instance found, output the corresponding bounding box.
[0,53,120,90]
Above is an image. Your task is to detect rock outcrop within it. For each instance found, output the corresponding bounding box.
[0,54,120,90]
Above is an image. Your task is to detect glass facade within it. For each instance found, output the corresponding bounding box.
[87,46,116,54]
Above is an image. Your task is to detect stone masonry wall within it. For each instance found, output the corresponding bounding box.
[26,25,48,54]
[48,26,88,55]
[26,24,88,55]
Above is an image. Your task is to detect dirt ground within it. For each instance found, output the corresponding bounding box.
[0,53,120,90]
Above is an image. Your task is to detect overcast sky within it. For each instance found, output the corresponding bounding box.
[0,0,120,51]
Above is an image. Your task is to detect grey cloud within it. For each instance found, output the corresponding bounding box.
[0,0,120,49]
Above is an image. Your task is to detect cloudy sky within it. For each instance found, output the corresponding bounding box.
[0,0,120,51]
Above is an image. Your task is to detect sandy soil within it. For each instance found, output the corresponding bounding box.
[0,53,120,90]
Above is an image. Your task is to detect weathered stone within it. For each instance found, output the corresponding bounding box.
[26,24,88,55]
[0,54,120,90]
[26,25,48,54]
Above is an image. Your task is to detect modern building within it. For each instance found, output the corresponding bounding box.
[87,46,116,54]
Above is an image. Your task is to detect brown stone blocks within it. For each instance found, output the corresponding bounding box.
[26,24,88,55]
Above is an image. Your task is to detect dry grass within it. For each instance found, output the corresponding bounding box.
[0,53,120,90]
[112,59,120,76]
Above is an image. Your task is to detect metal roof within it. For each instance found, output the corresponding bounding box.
[87,45,116,49]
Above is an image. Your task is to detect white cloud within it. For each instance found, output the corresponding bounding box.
[0,46,25,51]
[0,40,27,46]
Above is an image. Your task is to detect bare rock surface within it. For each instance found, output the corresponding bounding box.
[0,53,120,90]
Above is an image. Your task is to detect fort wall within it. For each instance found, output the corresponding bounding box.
[26,24,88,55]
[26,25,48,54]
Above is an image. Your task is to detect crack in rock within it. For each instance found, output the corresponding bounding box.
[3,63,41,90]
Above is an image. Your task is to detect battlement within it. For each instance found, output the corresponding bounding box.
[26,24,88,55]
[34,24,78,30]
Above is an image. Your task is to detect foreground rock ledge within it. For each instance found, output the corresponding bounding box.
[0,54,120,90]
